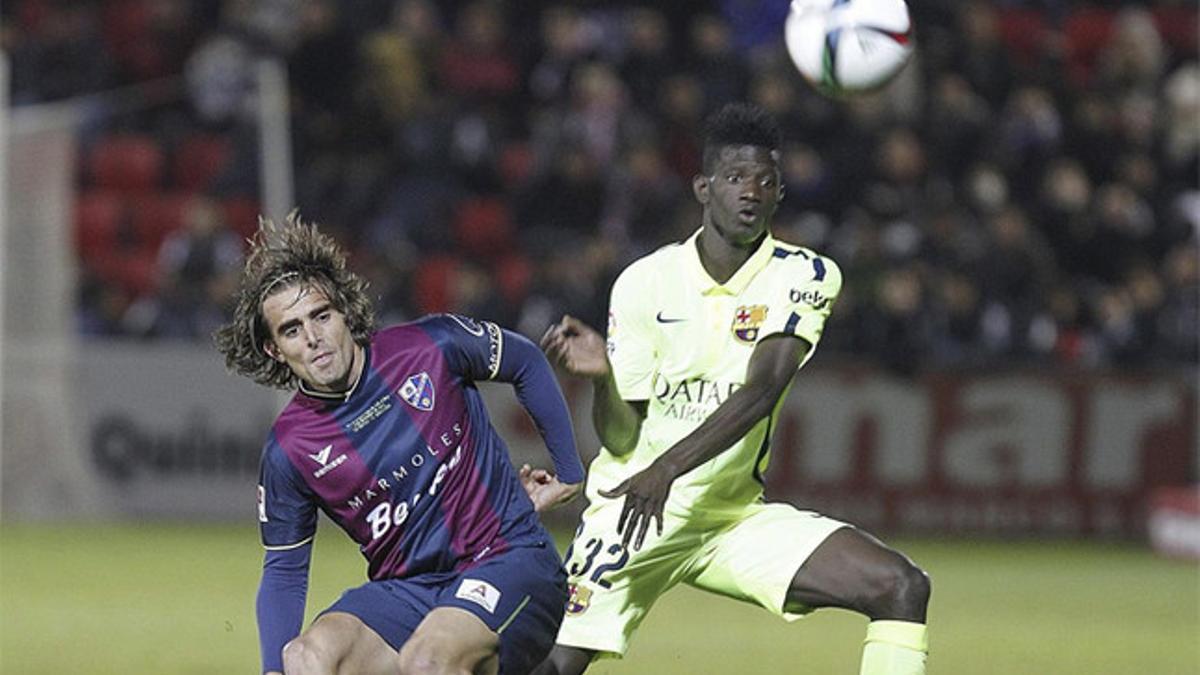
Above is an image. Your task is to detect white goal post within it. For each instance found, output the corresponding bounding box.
[0,54,294,521]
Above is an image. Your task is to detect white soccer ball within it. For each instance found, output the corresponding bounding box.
[784,0,914,96]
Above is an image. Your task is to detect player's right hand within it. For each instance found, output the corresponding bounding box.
[519,464,583,512]
[540,315,610,379]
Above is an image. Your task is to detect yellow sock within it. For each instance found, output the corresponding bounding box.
[859,620,928,675]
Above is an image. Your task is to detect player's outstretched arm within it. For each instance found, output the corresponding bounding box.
[541,315,645,455]
[494,328,587,490]
[600,334,810,550]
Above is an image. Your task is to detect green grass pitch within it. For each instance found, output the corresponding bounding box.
[2,522,1197,674]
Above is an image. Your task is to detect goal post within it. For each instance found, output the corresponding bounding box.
[0,56,295,521]
[0,51,107,519]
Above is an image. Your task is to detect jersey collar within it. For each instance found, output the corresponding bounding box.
[684,226,776,296]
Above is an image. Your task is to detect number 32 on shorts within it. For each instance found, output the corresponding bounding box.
[565,535,629,589]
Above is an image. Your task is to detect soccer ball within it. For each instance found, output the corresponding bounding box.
[784,0,914,97]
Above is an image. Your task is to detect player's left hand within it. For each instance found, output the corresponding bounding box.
[599,460,675,551]
[520,464,583,513]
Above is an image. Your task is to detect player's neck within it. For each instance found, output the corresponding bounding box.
[299,343,367,401]
[696,228,764,284]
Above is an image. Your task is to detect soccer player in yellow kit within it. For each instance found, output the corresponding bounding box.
[536,103,930,675]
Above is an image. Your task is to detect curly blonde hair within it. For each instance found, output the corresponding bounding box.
[214,213,375,389]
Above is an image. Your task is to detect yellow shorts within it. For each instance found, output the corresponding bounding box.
[555,497,849,657]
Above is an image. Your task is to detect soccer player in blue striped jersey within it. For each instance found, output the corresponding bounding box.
[536,103,930,675]
[215,215,585,675]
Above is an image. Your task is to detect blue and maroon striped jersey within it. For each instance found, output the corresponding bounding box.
[256,314,567,580]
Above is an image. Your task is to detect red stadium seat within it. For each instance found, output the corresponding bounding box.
[498,142,535,190]
[452,197,514,259]
[174,133,232,191]
[129,192,191,255]
[221,197,262,242]
[117,251,160,297]
[101,0,168,79]
[88,134,164,193]
[412,255,462,315]
[996,8,1049,67]
[75,190,126,262]
[1062,8,1115,85]
[101,0,152,53]
[494,253,533,306]
[88,249,160,298]
[1152,7,1198,55]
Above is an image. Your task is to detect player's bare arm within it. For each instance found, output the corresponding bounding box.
[600,334,811,550]
[541,315,646,455]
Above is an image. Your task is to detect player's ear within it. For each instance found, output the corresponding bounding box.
[263,341,284,362]
[778,182,786,204]
[693,174,711,204]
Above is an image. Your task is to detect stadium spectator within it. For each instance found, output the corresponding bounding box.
[516,142,607,248]
[437,0,520,105]
[287,0,356,152]
[6,3,113,104]
[601,140,689,250]
[152,196,244,338]
[618,8,674,112]
[527,5,592,107]
[183,21,257,129]
[686,13,749,110]
[15,0,1190,374]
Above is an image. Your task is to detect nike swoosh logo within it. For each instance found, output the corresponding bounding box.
[656,312,686,324]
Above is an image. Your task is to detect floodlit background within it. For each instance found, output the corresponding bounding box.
[1,1,1197,673]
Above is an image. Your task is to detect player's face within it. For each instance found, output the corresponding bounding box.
[696,145,783,248]
[262,284,362,393]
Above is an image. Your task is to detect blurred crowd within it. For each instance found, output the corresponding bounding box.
[5,0,1198,374]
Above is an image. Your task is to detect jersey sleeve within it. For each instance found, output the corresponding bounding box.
[607,262,657,401]
[258,438,318,550]
[257,544,310,673]
[759,253,843,362]
[423,314,505,382]
[493,331,585,484]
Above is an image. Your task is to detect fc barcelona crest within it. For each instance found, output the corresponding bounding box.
[399,372,436,411]
[732,305,768,343]
[565,583,592,616]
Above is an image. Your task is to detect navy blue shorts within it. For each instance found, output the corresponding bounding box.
[323,541,567,674]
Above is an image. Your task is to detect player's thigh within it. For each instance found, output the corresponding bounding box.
[399,606,499,674]
[557,502,697,657]
[684,502,848,619]
[436,541,569,674]
[320,578,432,668]
[289,611,400,675]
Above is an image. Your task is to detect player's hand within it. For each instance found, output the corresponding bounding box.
[599,461,675,551]
[540,315,610,379]
[519,464,583,513]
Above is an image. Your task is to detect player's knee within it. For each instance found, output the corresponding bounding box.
[864,557,930,620]
[397,634,465,675]
[396,638,436,674]
[898,561,931,610]
[282,635,332,673]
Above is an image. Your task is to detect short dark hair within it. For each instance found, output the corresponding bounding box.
[701,103,782,173]
[213,212,375,389]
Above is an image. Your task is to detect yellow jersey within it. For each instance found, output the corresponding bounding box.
[590,227,842,515]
